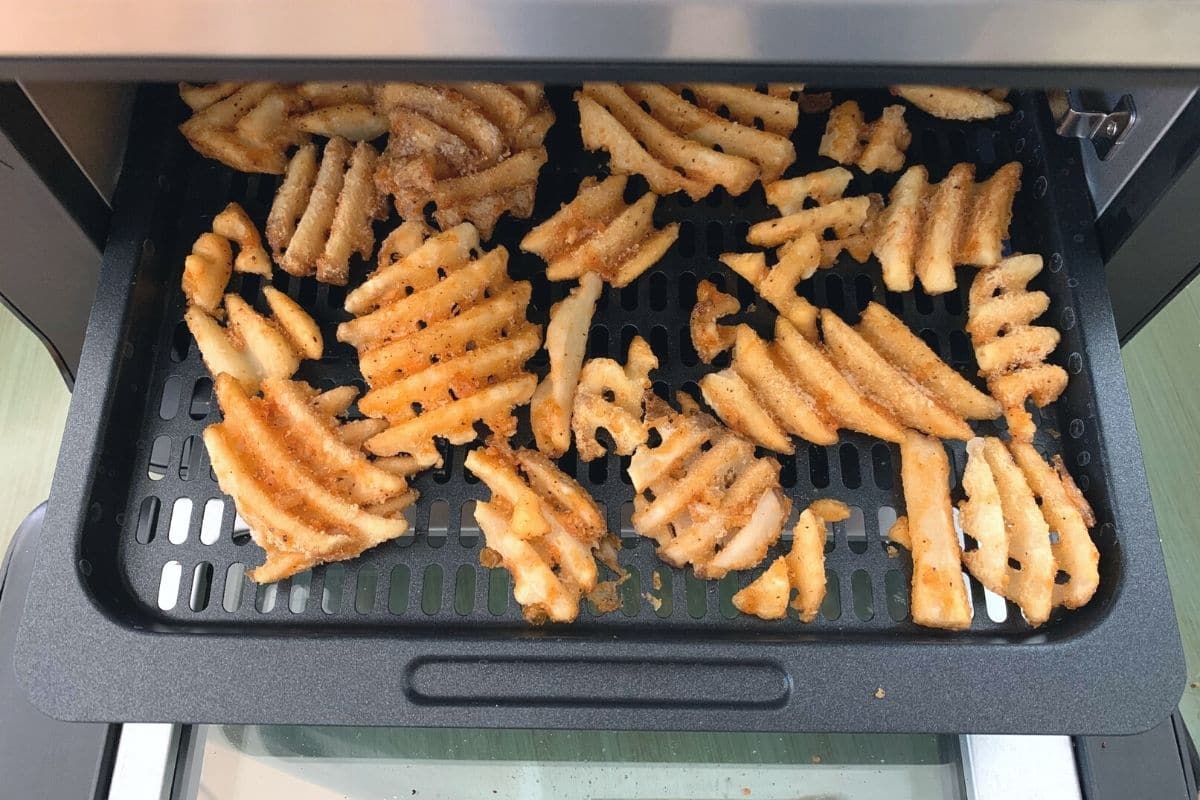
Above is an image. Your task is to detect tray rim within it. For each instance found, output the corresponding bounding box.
[13,83,1186,734]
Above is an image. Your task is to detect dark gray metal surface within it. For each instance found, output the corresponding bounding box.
[0,504,117,800]
[12,84,1185,733]
[1097,89,1200,342]
[0,82,108,382]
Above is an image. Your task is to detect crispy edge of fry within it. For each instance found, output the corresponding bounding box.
[915,162,973,295]
[212,202,272,276]
[872,165,927,293]
[182,232,233,314]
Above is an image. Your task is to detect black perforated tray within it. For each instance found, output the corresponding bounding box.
[14,84,1184,733]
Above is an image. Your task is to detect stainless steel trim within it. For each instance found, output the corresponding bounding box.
[107,723,180,800]
[960,735,1082,800]
[1,1,1200,69]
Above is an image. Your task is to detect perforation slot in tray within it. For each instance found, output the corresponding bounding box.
[14,84,1183,734]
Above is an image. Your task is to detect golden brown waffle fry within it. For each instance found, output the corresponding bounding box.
[872,162,1022,294]
[960,437,1055,626]
[267,137,385,285]
[465,441,607,623]
[373,82,554,239]
[531,273,603,458]
[178,82,310,174]
[897,431,972,630]
[181,233,232,315]
[211,202,271,275]
[734,499,848,622]
[205,375,418,583]
[967,254,1067,440]
[699,324,838,452]
[185,286,322,392]
[338,226,540,469]
[819,101,911,174]
[733,168,882,275]
[689,280,740,363]
[572,335,658,461]
[891,85,1013,121]
[576,82,798,199]
[855,302,1001,421]
[629,395,791,580]
[1008,441,1100,609]
[521,175,680,287]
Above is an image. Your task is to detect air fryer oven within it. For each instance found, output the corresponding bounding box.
[3,3,1200,779]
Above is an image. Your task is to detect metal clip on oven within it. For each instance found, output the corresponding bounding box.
[1047,89,1136,160]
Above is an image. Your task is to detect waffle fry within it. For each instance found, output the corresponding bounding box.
[266,138,385,285]
[720,241,821,342]
[738,168,882,271]
[531,273,603,458]
[629,395,791,579]
[373,82,554,238]
[896,431,972,630]
[577,82,798,199]
[855,302,1001,421]
[891,85,1012,121]
[819,102,910,174]
[178,82,310,174]
[572,335,658,461]
[967,254,1067,441]
[702,302,988,450]
[205,375,418,583]
[294,81,387,140]
[873,162,1022,294]
[466,441,607,623]
[822,309,973,440]
[521,175,679,287]
[734,499,849,621]
[185,286,322,392]
[689,280,739,363]
[959,437,1053,625]
[338,227,540,469]
[1008,441,1099,609]
[699,324,838,452]
[211,203,271,275]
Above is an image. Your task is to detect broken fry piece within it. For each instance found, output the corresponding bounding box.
[898,431,972,630]
[531,273,603,458]
[466,440,608,623]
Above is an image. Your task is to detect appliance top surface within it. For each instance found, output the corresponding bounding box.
[3,1,1200,80]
